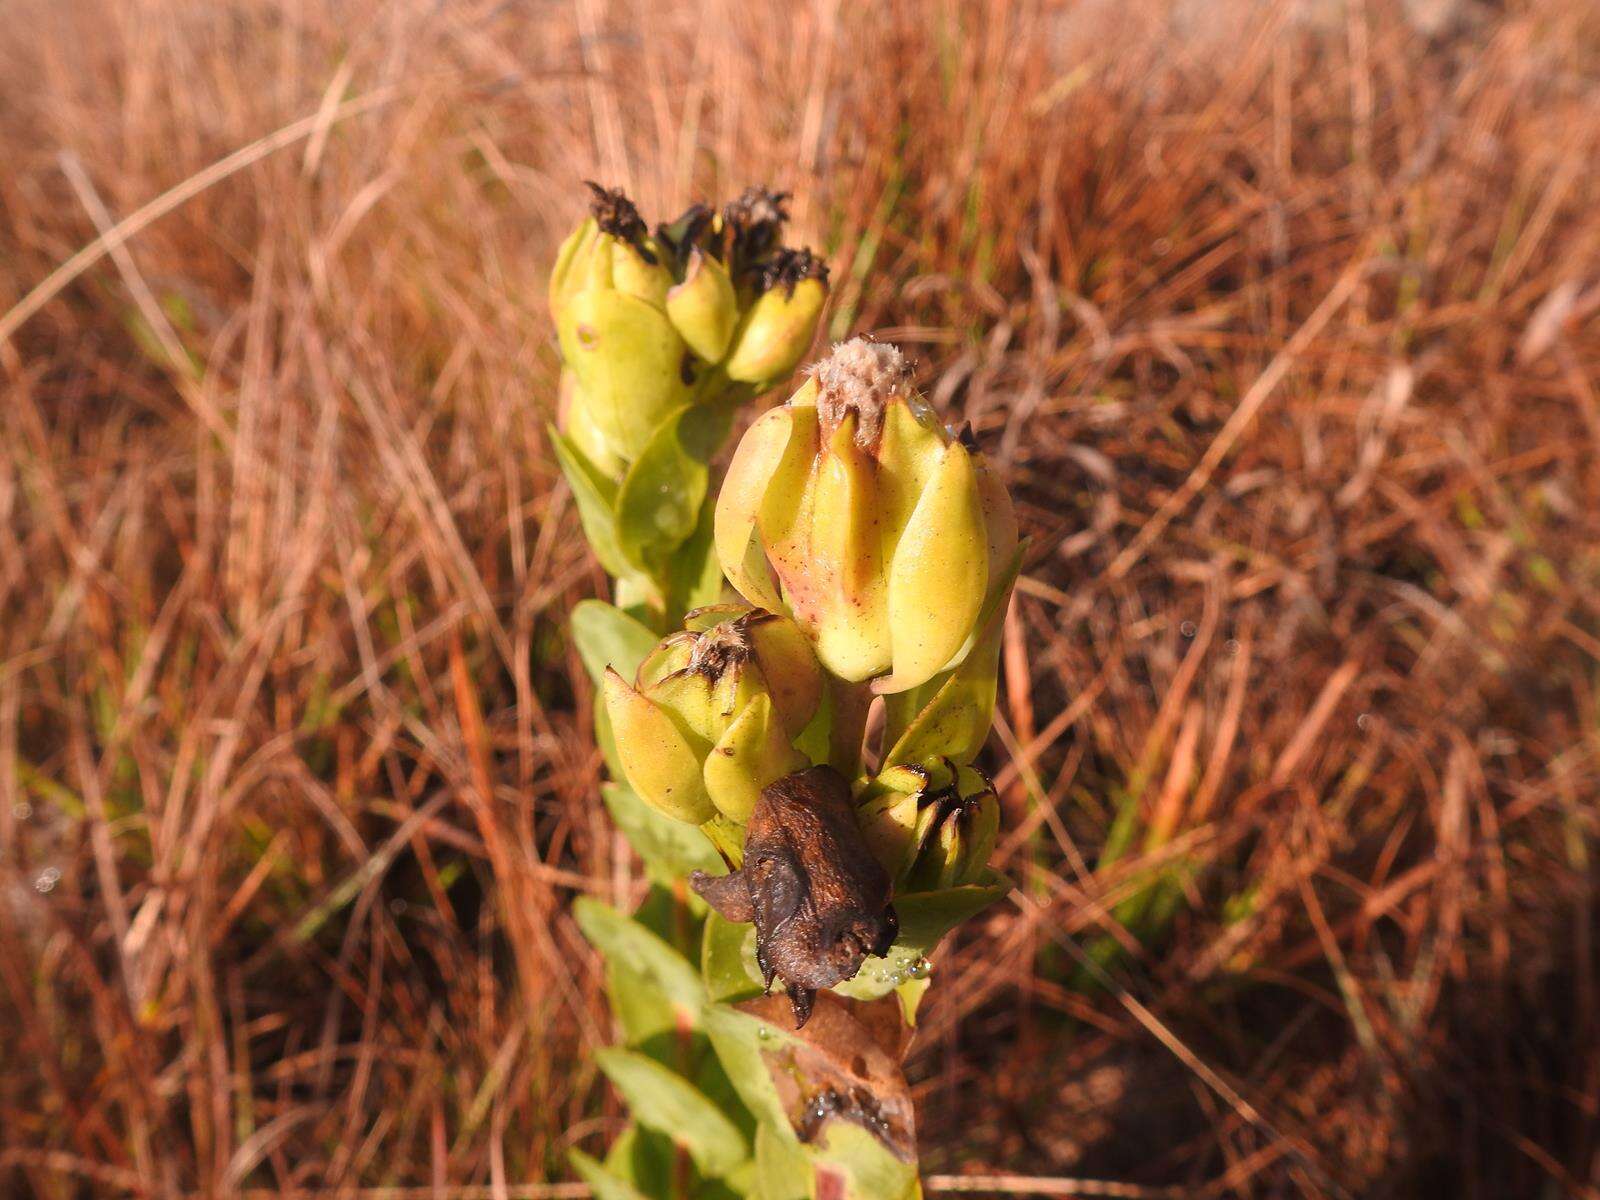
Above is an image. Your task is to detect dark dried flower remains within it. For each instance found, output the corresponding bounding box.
[691,766,898,1027]
[654,202,715,272]
[582,182,821,294]
[583,181,654,261]
[754,246,829,297]
[723,185,791,261]
[917,762,995,838]
[723,185,827,293]
[684,612,760,678]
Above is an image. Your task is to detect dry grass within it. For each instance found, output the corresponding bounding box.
[3,0,1600,1195]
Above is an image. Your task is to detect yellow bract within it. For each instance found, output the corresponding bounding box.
[713,339,1018,693]
[550,193,831,481]
[858,760,999,887]
[724,277,828,386]
[602,610,822,824]
[666,249,739,364]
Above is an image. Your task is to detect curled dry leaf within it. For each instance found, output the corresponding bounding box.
[691,766,898,1026]
[738,990,916,1162]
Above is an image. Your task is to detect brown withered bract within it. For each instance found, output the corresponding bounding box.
[691,766,898,1027]
[582,181,654,260]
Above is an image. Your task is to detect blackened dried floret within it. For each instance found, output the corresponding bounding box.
[723,185,792,269]
[655,201,716,271]
[754,246,830,297]
[584,181,653,261]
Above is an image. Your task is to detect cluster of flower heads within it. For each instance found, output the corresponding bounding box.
[549,184,829,477]
[549,183,1017,1029]
[607,336,1015,884]
[716,339,1017,692]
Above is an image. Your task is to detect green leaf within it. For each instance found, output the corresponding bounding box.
[592,888,704,1046]
[811,1122,920,1200]
[595,1048,750,1179]
[612,572,661,628]
[569,1149,650,1200]
[702,1005,798,1133]
[605,961,681,1046]
[601,1126,723,1200]
[880,548,1021,770]
[572,600,661,687]
[834,873,1011,1001]
[698,814,747,867]
[630,883,702,943]
[574,897,705,1017]
[755,1122,813,1200]
[704,1169,755,1200]
[663,496,731,620]
[1098,782,1142,870]
[602,1122,679,1198]
[550,423,631,580]
[615,401,734,573]
[601,783,723,883]
[702,910,764,1004]
[688,1035,760,1144]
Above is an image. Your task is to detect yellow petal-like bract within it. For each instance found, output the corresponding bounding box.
[714,338,1017,693]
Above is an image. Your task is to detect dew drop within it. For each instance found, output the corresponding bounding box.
[1357,713,1372,731]
[907,957,931,979]
[1224,639,1241,655]
[1179,620,1197,638]
[12,801,32,821]
[34,867,60,894]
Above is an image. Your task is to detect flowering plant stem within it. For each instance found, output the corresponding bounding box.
[551,184,1017,1200]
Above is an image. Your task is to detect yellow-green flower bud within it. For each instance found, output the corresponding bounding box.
[556,368,627,479]
[552,185,834,479]
[550,186,677,322]
[859,759,998,888]
[553,185,693,466]
[714,338,1018,692]
[602,668,715,824]
[547,218,598,328]
[723,251,829,386]
[609,240,673,309]
[910,763,999,889]
[603,609,822,824]
[665,248,739,364]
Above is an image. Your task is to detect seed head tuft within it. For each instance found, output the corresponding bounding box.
[813,338,914,451]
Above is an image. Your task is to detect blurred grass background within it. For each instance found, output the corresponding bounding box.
[3,0,1600,1195]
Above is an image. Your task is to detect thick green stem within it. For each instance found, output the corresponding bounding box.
[825,676,874,779]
